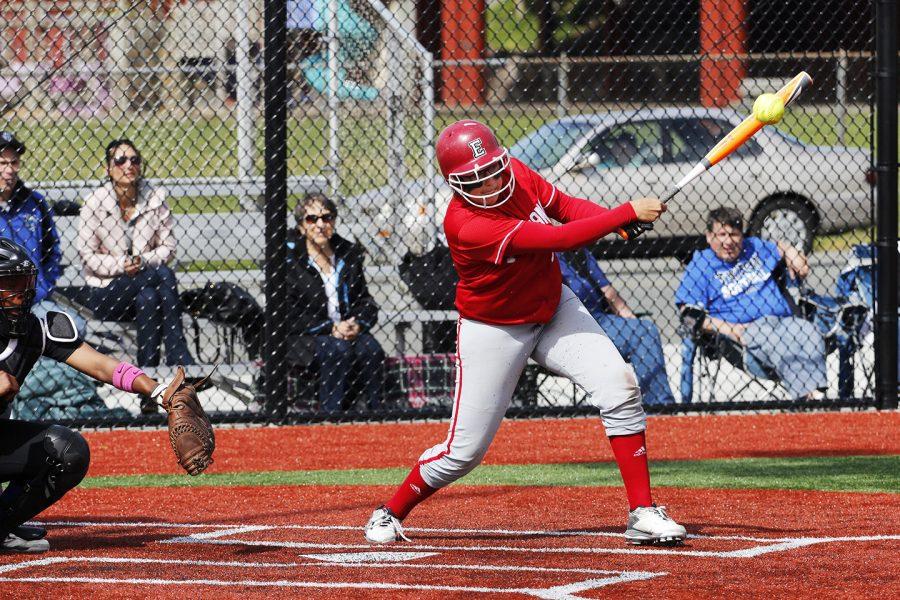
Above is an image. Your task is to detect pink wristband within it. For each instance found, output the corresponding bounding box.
[113,362,144,393]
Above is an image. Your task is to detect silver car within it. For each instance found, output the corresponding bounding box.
[512,107,872,252]
[356,107,871,260]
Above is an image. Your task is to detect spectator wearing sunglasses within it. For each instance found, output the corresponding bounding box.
[285,192,384,412]
[77,139,194,367]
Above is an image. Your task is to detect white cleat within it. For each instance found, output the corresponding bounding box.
[1,532,50,553]
[625,505,686,546]
[364,506,410,544]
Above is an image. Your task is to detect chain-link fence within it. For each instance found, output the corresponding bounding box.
[0,0,893,426]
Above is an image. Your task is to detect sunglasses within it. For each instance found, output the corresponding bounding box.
[112,155,142,167]
[304,213,336,224]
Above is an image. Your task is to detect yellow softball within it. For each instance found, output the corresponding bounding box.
[753,93,785,124]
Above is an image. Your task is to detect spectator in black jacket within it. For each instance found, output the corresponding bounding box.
[286,193,384,411]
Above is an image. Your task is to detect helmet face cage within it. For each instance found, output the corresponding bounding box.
[446,149,516,208]
[0,272,36,337]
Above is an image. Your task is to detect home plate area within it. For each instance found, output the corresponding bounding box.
[0,520,897,598]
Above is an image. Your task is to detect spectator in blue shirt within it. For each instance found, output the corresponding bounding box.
[0,130,91,420]
[558,248,675,405]
[0,131,82,329]
[0,132,61,306]
[675,206,826,399]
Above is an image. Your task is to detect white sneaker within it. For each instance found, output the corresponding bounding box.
[625,505,686,546]
[364,506,410,544]
[1,532,50,553]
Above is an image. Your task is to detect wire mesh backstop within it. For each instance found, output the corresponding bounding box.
[0,0,894,426]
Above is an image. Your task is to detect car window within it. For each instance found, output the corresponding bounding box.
[667,118,763,163]
[509,121,596,170]
[583,121,663,168]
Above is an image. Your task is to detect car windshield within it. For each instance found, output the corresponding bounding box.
[509,121,596,170]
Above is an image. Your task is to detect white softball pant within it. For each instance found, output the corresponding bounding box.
[418,285,645,489]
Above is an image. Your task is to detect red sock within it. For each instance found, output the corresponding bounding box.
[608,432,653,511]
[384,464,437,520]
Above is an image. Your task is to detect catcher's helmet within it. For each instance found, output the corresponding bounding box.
[0,238,37,338]
[436,120,515,208]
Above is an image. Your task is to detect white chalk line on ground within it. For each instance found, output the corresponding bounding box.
[34,519,900,558]
[160,534,900,558]
[0,555,664,598]
[0,554,658,577]
[4,521,899,597]
[36,519,892,544]
[0,574,663,597]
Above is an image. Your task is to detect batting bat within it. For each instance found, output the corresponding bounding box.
[621,71,814,240]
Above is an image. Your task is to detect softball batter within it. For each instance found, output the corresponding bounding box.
[365,120,686,546]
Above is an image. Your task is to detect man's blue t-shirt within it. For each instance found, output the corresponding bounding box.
[675,237,792,323]
[557,249,610,315]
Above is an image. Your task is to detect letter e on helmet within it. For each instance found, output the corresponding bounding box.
[436,120,515,208]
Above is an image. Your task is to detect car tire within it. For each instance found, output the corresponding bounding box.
[749,198,816,253]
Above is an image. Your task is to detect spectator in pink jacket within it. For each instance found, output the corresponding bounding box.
[77,139,194,367]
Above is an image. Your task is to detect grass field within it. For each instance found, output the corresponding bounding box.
[82,455,898,493]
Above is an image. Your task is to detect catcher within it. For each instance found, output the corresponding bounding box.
[0,238,214,554]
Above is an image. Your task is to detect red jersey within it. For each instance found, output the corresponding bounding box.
[443,157,632,325]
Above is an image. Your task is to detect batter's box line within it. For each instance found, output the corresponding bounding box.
[0,555,665,599]
[36,519,882,545]
[35,520,900,558]
[161,533,900,559]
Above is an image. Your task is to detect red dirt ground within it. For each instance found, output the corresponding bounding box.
[1,485,897,599]
[84,411,900,476]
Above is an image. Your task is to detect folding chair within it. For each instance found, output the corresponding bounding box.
[678,304,783,404]
[678,292,869,404]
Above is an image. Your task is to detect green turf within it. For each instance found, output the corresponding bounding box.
[83,455,899,494]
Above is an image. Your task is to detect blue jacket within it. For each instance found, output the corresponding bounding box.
[557,248,612,316]
[0,181,62,303]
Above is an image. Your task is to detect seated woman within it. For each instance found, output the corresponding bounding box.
[286,193,384,412]
[77,139,194,367]
[558,248,675,405]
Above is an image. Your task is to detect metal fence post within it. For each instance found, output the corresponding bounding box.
[236,0,256,210]
[327,0,341,197]
[263,0,289,414]
[557,52,569,119]
[835,49,847,145]
[875,0,898,409]
[422,53,437,245]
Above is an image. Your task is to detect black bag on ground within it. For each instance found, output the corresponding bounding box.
[181,282,263,359]
[399,245,458,310]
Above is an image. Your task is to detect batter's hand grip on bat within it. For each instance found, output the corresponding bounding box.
[619,221,654,241]
[661,187,681,204]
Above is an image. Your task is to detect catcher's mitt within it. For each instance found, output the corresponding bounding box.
[160,367,215,475]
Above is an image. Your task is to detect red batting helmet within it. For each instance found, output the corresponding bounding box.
[435,120,515,208]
